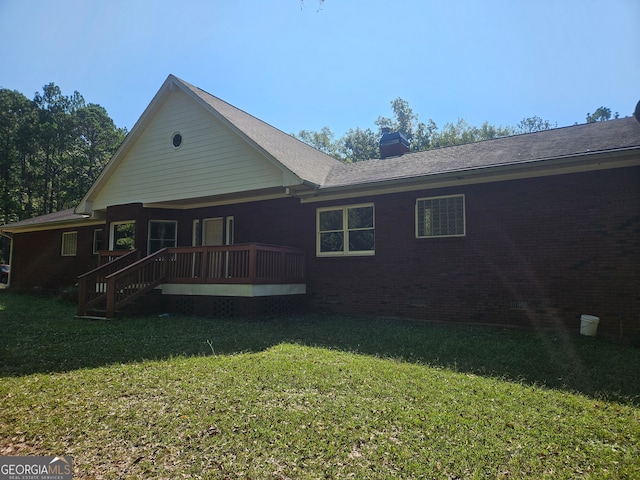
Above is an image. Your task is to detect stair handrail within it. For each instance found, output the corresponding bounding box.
[104,248,170,318]
[77,249,140,316]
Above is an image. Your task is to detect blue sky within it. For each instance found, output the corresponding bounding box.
[1,0,638,137]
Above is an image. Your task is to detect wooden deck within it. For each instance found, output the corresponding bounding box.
[78,243,306,318]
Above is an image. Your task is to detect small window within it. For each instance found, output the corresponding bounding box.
[317,204,374,256]
[172,133,182,148]
[93,229,103,254]
[148,220,177,253]
[416,194,465,238]
[61,232,78,256]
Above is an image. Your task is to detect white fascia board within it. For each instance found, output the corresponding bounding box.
[299,150,640,204]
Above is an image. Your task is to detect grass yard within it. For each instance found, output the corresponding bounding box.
[0,292,639,479]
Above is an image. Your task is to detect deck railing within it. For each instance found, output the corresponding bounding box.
[79,244,305,318]
[77,249,141,316]
[164,243,306,284]
[98,249,135,266]
[105,248,171,318]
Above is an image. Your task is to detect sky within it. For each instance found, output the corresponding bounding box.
[1,0,639,138]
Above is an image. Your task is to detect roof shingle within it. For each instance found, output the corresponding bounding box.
[177,76,342,187]
[321,117,640,189]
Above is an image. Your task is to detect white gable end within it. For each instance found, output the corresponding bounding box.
[90,89,287,211]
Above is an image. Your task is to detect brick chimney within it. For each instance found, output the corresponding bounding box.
[379,127,410,159]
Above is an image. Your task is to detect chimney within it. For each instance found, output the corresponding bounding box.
[379,128,410,159]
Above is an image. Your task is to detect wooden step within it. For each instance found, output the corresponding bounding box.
[75,315,108,321]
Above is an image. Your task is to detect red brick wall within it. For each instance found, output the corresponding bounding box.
[306,167,640,337]
[103,199,310,253]
[11,166,638,337]
[11,225,102,291]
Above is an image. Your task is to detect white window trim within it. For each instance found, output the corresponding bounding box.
[226,216,235,245]
[61,231,78,257]
[316,203,375,257]
[192,219,201,246]
[415,194,466,239]
[109,220,135,250]
[148,220,178,253]
[92,228,103,255]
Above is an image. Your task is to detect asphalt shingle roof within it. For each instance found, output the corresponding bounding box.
[1,208,90,230]
[3,74,639,233]
[321,117,640,189]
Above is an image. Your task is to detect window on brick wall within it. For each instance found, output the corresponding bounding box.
[148,220,177,253]
[61,231,78,256]
[317,204,375,256]
[111,221,135,250]
[416,194,465,238]
[93,229,103,254]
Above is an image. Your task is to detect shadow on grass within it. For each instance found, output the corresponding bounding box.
[1,292,638,405]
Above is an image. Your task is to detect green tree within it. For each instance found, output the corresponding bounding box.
[586,106,619,123]
[294,127,340,158]
[412,119,438,152]
[0,84,124,224]
[0,89,38,224]
[477,121,514,140]
[34,83,81,213]
[73,104,126,201]
[375,97,437,152]
[430,118,474,147]
[295,97,565,160]
[515,116,557,133]
[339,127,379,163]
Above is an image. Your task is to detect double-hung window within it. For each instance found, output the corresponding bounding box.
[317,204,375,256]
[416,194,465,238]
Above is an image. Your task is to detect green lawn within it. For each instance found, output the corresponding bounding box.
[1,292,639,479]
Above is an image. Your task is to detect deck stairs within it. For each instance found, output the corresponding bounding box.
[77,244,306,319]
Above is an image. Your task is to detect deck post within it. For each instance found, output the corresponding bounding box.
[248,243,257,283]
[201,248,209,282]
[77,275,87,316]
[105,275,116,319]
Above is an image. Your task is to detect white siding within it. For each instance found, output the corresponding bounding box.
[92,90,286,210]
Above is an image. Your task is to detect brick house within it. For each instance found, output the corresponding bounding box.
[2,75,639,337]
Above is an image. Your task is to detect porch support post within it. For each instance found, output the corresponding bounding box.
[106,275,116,319]
[201,248,210,282]
[77,276,87,316]
[248,243,257,283]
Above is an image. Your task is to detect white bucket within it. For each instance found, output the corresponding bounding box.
[580,315,600,336]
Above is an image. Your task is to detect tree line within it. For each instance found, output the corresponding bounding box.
[0,84,127,226]
[295,98,620,163]
[0,83,620,227]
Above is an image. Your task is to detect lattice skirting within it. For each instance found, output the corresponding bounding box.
[163,294,307,317]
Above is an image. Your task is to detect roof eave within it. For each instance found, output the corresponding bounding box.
[299,148,640,203]
[1,217,104,234]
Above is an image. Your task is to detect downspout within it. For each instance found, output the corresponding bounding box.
[0,230,12,288]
